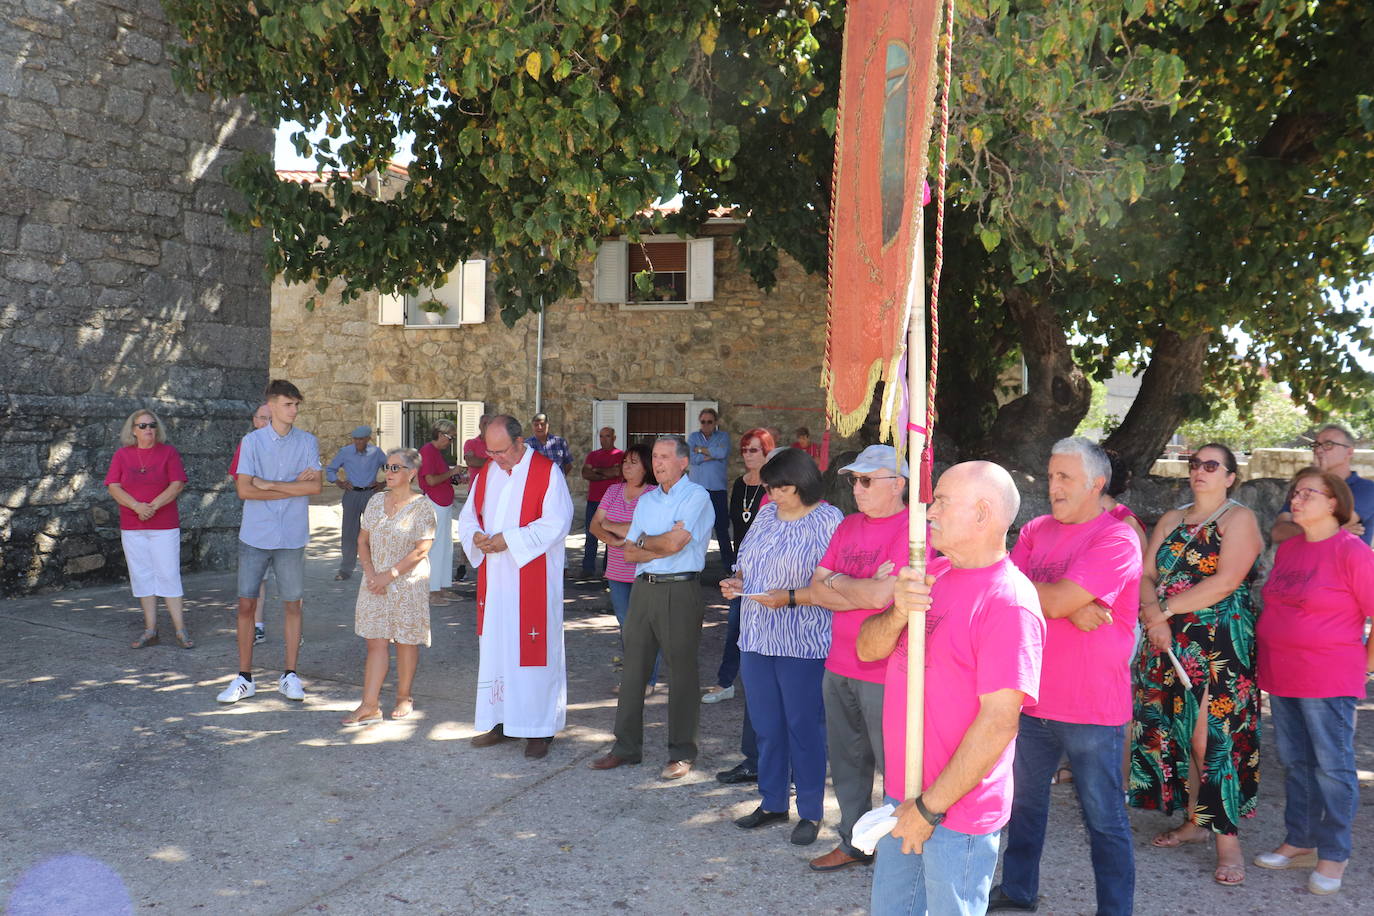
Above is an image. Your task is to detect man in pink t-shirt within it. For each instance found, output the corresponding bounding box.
[857,461,1044,915]
[579,426,624,574]
[787,444,909,873]
[992,437,1142,916]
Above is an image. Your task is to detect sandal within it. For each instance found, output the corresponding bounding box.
[131,628,159,649]
[392,697,414,719]
[341,710,383,727]
[1214,860,1245,886]
[1051,765,1074,785]
[1152,824,1209,848]
[175,629,194,649]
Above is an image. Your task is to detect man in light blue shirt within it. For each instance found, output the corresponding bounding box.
[687,407,733,567]
[325,425,387,580]
[218,379,322,706]
[590,436,715,780]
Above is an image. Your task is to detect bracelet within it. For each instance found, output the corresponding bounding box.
[787,589,797,608]
[914,795,946,827]
[824,572,843,589]
[1159,596,1171,617]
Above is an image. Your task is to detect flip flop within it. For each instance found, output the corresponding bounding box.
[1152,826,1209,848]
[392,698,414,719]
[341,712,383,727]
[1214,861,1245,886]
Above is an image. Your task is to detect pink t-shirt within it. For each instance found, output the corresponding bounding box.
[1010,512,1142,726]
[462,436,488,465]
[883,556,1045,831]
[584,448,625,502]
[818,508,910,683]
[1258,530,1374,698]
[600,482,656,583]
[418,442,454,507]
[104,444,188,530]
[228,441,242,478]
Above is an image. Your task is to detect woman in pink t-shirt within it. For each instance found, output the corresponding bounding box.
[1254,467,1374,895]
[104,408,191,649]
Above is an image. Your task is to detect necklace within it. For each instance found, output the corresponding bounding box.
[740,483,764,524]
[135,446,153,474]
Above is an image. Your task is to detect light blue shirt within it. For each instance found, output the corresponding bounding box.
[626,476,715,575]
[236,424,321,549]
[326,442,387,487]
[687,428,730,491]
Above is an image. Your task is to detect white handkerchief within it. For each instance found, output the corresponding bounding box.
[852,803,898,855]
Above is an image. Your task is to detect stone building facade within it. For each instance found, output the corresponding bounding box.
[1,0,272,594]
[271,195,865,497]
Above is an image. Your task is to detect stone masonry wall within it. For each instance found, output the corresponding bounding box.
[1,0,272,594]
[272,227,866,496]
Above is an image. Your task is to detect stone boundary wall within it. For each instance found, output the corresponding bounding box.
[1,0,271,594]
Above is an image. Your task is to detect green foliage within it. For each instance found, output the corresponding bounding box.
[1175,382,1309,452]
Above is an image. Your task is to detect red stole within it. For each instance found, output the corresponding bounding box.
[472,450,555,667]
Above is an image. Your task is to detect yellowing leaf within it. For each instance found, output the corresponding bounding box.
[525,51,542,79]
[699,21,718,56]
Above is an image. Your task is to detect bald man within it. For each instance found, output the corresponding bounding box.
[858,462,1046,916]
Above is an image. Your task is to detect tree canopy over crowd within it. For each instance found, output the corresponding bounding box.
[166,0,1374,472]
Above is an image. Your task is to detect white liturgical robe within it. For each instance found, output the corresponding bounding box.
[457,445,574,737]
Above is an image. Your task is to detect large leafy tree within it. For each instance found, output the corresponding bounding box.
[165,0,1374,471]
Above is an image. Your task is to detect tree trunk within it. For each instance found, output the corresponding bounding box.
[974,288,1092,472]
[1104,329,1212,477]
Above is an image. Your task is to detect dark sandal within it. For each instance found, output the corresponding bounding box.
[175,629,195,649]
[131,629,159,649]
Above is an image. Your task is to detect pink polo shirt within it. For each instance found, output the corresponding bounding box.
[1010,512,1142,726]
[883,556,1045,832]
[1259,529,1374,698]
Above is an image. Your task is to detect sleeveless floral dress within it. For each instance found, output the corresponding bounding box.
[1128,513,1260,835]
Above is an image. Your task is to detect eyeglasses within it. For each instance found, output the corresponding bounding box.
[1312,440,1353,452]
[438,432,453,440]
[1186,458,1223,472]
[847,474,899,489]
[1291,486,1333,502]
[383,464,412,473]
[741,447,763,454]
[135,422,158,430]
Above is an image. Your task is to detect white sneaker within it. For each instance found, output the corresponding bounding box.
[216,675,256,704]
[253,624,266,644]
[278,672,305,701]
[701,684,735,704]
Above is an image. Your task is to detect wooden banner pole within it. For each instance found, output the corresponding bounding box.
[903,211,928,799]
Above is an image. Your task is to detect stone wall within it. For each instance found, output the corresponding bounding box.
[272,226,867,495]
[1,0,272,594]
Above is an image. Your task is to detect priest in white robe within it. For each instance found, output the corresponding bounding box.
[457,414,574,759]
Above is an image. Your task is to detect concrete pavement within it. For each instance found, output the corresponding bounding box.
[2,501,1371,914]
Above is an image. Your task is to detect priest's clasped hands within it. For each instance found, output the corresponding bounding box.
[472,531,509,554]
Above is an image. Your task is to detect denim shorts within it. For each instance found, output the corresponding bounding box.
[237,542,305,601]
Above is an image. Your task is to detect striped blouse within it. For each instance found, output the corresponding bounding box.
[737,501,845,659]
[601,482,657,583]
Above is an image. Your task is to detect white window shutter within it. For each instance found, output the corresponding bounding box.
[430,264,465,313]
[375,401,402,453]
[459,259,487,324]
[686,237,715,302]
[685,400,719,437]
[591,399,627,452]
[457,400,484,455]
[593,240,629,303]
[377,291,404,325]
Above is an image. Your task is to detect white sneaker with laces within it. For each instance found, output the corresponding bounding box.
[278,672,305,701]
[217,675,256,704]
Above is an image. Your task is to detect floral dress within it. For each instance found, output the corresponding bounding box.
[1128,512,1260,835]
[355,494,437,646]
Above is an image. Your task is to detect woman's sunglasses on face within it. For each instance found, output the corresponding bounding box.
[1187,458,1222,472]
[136,422,158,430]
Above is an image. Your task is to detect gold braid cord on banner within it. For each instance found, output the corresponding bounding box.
[822,0,946,440]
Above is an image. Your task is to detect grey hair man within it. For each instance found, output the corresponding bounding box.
[1271,423,1374,546]
[325,425,387,581]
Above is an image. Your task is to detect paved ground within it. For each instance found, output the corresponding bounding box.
[3,500,1372,915]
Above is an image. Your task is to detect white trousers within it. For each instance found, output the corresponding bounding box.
[121,529,183,598]
[427,498,454,591]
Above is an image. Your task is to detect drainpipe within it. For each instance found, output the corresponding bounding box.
[534,297,545,414]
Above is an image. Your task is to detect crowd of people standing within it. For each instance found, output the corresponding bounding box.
[100,387,1374,913]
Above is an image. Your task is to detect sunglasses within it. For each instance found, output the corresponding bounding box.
[1291,486,1333,502]
[383,464,411,473]
[1312,440,1352,452]
[1186,458,1223,472]
[135,422,158,430]
[847,474,898,489]
[741,447,764,454]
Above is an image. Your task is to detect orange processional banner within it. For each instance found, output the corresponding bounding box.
[822,0,945,438]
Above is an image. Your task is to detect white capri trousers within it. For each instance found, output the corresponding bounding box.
[427,498,454,592]
[120,529,183,598]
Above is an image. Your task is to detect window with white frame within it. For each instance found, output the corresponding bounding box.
[374,399,483,461]
[592,237,714,309]
[591,396,718,450]
[377,259,487,328]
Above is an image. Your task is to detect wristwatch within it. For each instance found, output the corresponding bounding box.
[914,795,945,827]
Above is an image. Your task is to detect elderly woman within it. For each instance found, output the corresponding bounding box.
[1254,467,1374,895]
[342,448,437,726]
[105,408,192,649]
[1130,443,1263,887]
[704,427,778,704]
[589,441,660,691]
[721,448,843,846]
[418,419,463,607]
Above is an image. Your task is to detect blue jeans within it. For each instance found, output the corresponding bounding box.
[872,796,999,916]
[715,597,742,688]
[609,579,659,685]
[1269,695,1358,862]
[1000,714,1134,915]
[581,500,602,571]
[740,652,827,820]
